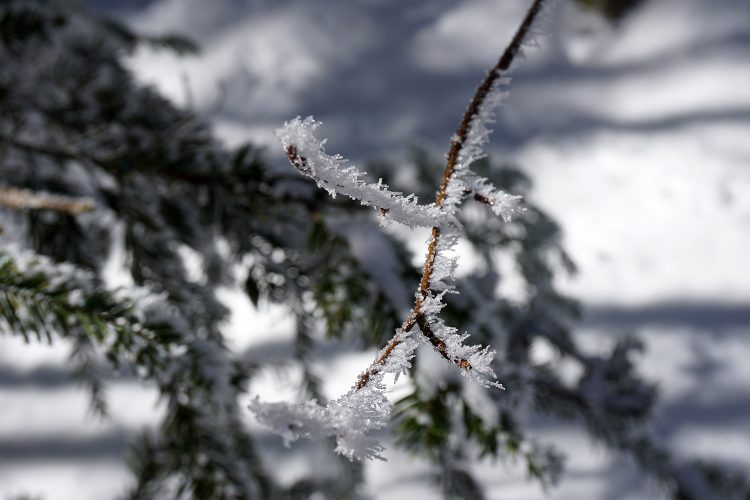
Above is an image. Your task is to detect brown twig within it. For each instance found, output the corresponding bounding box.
[418,0,545,302]
[354,310,420,389]
[0,186,95,215]
[285,145,311,176]
[464,188,493,206]
[416,314,470,368]
[285,145,398,220]
[352,0,547,391]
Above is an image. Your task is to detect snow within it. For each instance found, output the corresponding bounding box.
[0,382,161,440]
[0,460,130,500]
[409,1,535,72]
[329,215,414,313]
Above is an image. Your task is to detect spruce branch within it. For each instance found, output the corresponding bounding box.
[0,250,269,497]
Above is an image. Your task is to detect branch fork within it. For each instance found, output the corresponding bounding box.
[351,0,546,392]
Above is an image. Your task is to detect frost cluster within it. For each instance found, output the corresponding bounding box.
[249,329,420,460]
[466,174,525,222]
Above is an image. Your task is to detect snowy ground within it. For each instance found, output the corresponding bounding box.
[2,0,749,498]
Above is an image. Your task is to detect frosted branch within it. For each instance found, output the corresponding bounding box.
[277,117,443,228]
[251,0,548,460]
[418,313,503,389]
[466,174,525,222]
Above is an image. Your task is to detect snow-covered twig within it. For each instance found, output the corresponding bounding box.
[277,117,443,228]
[464,174,525,222]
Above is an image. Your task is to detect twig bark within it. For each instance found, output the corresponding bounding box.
[353,0,547,390]
[0,186,95,215]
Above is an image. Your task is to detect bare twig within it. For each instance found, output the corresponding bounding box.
[419,0,545,301]
[0,186,95,215]
[353,0,546,391]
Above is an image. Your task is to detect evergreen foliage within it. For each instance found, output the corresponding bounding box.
[0,0,747,498]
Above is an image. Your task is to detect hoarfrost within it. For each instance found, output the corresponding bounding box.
[457,77,511,172]
[420,313,503,390]
[467,174,525,222]
[252,110,524,455]
[249,328,421,461]
[275,117,443,228]
[253,10,536,454]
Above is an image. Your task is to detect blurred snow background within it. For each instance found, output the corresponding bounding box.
[1,0,749,498]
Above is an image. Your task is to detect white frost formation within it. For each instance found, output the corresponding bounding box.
[276,116,443,228]
[249,329,420,461]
